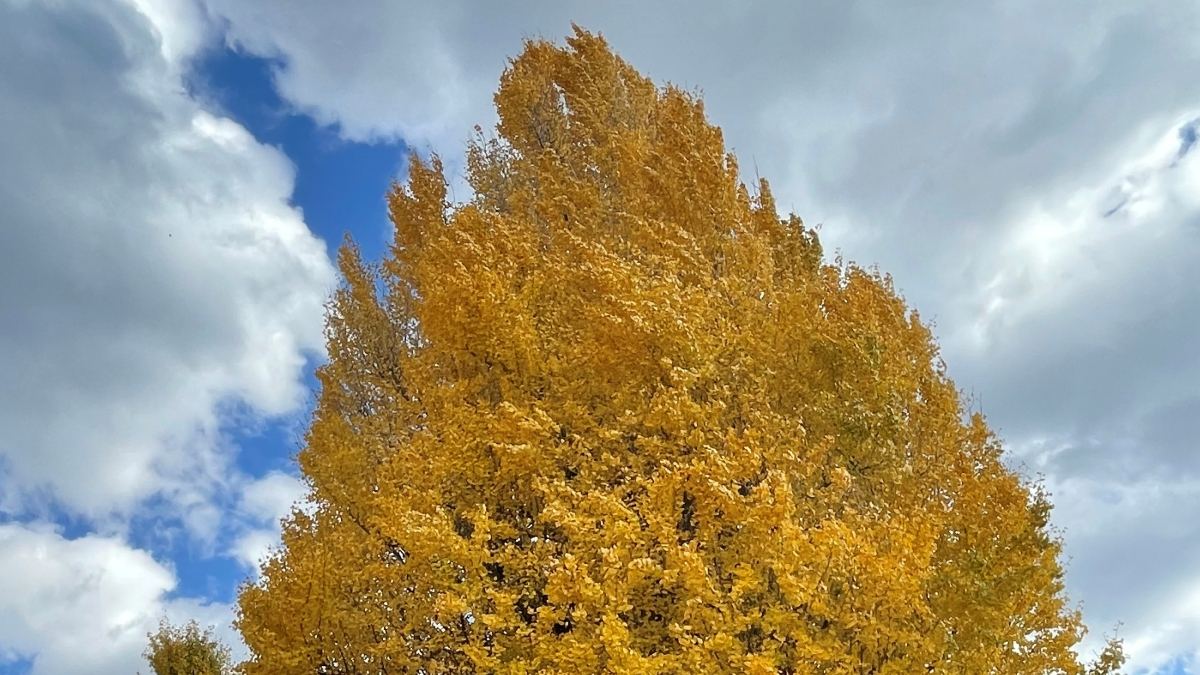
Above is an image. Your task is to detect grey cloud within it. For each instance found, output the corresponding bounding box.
[1045,476,1200,669]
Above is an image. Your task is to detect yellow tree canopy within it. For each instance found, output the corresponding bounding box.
[236,28,1122,674]
[143,618,233,675]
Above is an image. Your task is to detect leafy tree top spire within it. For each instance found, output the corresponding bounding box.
[143,618,232,675]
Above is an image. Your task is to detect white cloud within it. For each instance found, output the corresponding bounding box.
[230,470,308,570]
[237,470,307,523]
[0,1,332,671]
[0,0,335,523]
[124,0,210,67]
[203,0,479,146]
[189,3,1200,670]
[0,522,237,675]
[229,528,278,573]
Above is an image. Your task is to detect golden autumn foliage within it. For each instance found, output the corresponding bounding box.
[236,28,1123,674]
[143,618,233,675]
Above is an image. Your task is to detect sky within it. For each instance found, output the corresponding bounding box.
[0,1,1198,673]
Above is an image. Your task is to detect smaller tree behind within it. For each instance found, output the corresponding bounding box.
[142,618,232,675]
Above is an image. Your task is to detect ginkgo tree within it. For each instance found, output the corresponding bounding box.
[143,618,233,675]
[236,27,1123,674]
